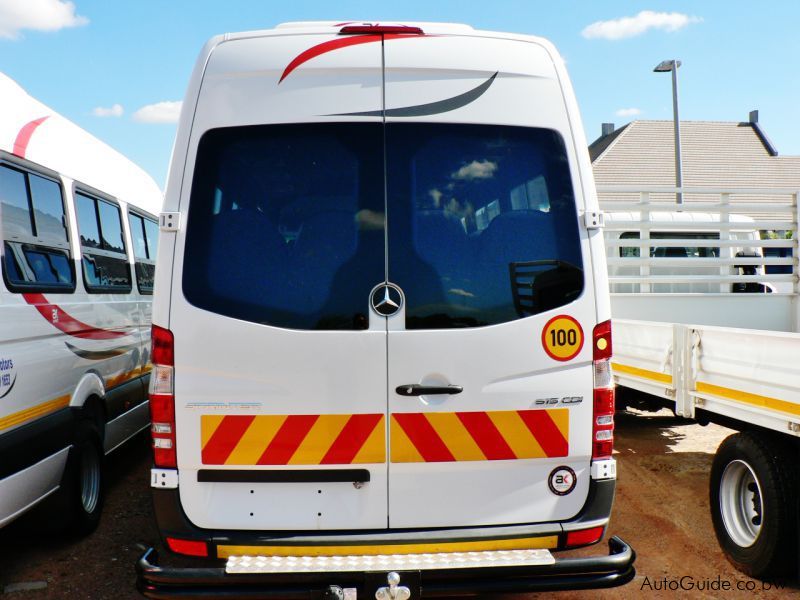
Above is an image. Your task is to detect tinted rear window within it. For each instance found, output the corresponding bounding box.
[386,124,583,328]
[184,123,583,330]
[183,123,385,330]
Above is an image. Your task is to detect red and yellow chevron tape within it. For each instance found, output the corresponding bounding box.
[391,409,569,463]
[201,414,386,465]
[200,409,569,466]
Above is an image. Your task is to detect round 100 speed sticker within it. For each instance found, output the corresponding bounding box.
[541,315,584,362]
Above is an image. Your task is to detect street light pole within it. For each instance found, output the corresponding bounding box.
[654,59,683,204]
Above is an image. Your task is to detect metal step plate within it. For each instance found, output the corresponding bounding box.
[226,549,555,574]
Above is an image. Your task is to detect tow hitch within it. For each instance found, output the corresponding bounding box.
[375,572,411,600]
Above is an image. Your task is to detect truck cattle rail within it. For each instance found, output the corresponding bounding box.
[0,72,162,534]
[603,185,800,578]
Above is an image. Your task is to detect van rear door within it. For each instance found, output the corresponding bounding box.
[383,35,597,528]
[172,29,598,533]
[171,33,389,530]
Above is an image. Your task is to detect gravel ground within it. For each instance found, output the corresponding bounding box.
[1,410,797,598]
[0,432,157,599]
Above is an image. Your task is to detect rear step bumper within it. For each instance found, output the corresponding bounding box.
[136,536,635,598]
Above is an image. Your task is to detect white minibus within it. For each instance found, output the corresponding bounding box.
[138,22,634,597]
[0,72,161,533]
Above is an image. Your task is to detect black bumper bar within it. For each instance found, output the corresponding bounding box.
[136,536,635,598]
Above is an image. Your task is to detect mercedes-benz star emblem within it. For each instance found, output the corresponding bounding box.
[370,283,404,317]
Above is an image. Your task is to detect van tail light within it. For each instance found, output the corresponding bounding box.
[339,24,424,35]
[149,325,176,468]
[565,526,605,548]
[592,320,614,460]
[165,537,208,558]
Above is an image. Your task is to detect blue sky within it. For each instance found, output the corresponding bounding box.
[1,1,799,188]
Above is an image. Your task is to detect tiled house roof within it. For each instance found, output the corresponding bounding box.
[590,119,800,220]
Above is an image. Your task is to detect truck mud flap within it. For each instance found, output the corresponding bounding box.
[136,536,635,598]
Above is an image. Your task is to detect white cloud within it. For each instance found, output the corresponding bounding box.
[452,159,498,181]
[616,108,642,117]
[133,101,182,124]
[0,0,88,39]
[582,11,702,41]
[92,104,123,118]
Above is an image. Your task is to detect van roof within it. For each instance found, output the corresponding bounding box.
[215,21,549,45]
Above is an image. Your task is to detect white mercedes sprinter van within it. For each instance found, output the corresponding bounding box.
[138,21,634,597]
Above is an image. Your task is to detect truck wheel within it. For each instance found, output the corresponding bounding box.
[709,431,798,578]
[57,420,105,535]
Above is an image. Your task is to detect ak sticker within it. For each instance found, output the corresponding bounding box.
[542,315,584,362]
[548,466,577,496]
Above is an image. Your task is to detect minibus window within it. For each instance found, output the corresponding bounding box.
[97,199,126,254]
[0,164,75,292]
[0,165,34,238]
[128,212,156,294]
[620,231,720,258]
[75,191,132,293]
[144,218,159,259]
[386,124,584,328]
[184,123,384,330]
[75,193,101,248]
[129,213,148,258]
[764,247,792,275]
[184,124,582,330]
[29,174,68,243]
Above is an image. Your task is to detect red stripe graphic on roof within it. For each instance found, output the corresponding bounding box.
[280,34,380,83]
[13,116,49,158]
[23,293,130,340]
[279,33,422,83]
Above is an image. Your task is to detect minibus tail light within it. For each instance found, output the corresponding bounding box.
[339,24,424,35]
[152,324,174,366]
[592,320,614,460]
[150,325,176,468]
[565,526,605,548]
[593,319,612,361]
[165,537,208,558]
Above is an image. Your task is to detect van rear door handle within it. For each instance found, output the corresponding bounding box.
[395,384,463,396]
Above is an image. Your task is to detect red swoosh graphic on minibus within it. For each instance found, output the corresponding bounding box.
[13,116,49,158]
[279,33,422,83]
[23,293,130,340]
